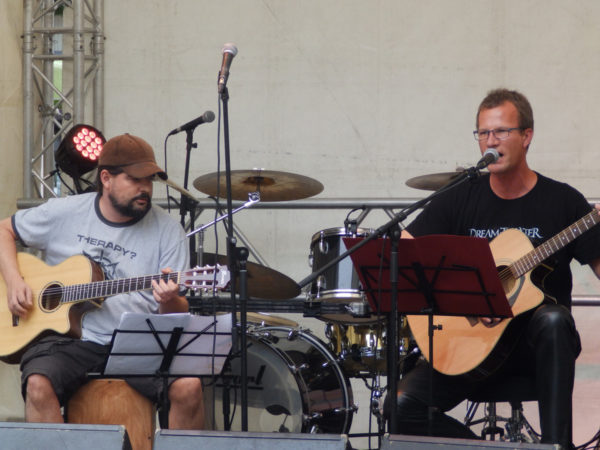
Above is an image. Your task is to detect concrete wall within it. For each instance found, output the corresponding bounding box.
[1,0,600,446]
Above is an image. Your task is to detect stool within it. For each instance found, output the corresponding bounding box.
[465,375,540,443]
[67,379,156,450]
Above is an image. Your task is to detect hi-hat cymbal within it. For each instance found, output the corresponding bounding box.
[202,253,300,300]
[193,169,324,202]
[405,170,465,191]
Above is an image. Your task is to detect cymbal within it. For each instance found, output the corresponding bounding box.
[193,169,324,202]
[202,253,301,300]
[405,170,464,191]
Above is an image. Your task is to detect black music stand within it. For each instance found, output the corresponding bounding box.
[344,234,512,435]
[99,313,233,423]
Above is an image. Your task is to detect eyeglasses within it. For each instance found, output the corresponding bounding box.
[473,127,523,141]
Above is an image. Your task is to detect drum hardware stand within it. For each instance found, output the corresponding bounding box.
[344,300,371,318]
[187,295,353,317]
[214,351,268,431]
[344,207,369,235]
[370,379,386,448]
[222,374,232,430]
[211,362,271,431]
[197,228,205,267]
[187,193,260,241]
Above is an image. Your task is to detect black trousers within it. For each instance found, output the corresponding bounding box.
[386,303,581,449]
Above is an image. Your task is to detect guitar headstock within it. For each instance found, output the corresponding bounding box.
[182,264,230,292]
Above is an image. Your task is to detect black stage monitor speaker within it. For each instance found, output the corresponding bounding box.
[381,434,559,449]
[153,430,347,450]
[0,422,131,450]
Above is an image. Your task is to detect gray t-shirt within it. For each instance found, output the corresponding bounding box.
[13,192,189,345]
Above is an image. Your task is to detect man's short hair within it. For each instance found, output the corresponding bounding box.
[476,88,534,130]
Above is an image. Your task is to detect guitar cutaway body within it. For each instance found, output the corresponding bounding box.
[0,253,103,363]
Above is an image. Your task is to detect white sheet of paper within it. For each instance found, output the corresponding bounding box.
[104,312,232,376]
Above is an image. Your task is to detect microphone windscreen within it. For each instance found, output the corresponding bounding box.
[222,43,238,56]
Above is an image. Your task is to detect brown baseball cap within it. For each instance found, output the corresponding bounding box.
[98,133,167,180]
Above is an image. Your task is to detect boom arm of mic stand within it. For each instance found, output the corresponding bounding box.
[186,193,260,238]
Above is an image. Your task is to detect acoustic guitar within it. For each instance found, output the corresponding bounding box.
[406,208,600,380]
[0,252,230,363]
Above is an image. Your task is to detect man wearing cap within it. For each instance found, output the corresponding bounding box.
[0,134,205,429]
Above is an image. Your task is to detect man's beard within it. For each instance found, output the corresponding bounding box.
[108,192,151,219]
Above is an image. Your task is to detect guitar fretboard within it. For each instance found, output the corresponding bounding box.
[61,272,180,303]
[511,208,600,277]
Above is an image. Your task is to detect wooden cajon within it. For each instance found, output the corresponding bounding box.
[67,378,156,450]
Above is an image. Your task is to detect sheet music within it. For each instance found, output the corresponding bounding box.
[104,312,232,376]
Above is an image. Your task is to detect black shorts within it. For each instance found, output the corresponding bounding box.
[20,335,165,407]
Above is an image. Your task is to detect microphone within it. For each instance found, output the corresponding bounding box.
[218,43,238,93]
[476,148,500,169]
[168,111,215,136]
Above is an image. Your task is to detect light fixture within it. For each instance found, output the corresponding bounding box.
[55,124,106,192]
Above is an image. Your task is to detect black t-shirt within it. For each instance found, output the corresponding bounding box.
[406,172,600,308]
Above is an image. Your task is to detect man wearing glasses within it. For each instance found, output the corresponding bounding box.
[387,88,600,449]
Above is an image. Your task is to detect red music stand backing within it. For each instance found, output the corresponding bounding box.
[343,234,512,319]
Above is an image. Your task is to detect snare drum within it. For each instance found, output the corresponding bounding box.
[325,317,412,377]
[326,321,387,376]
[308,227,376,323]
[207,327,355,434]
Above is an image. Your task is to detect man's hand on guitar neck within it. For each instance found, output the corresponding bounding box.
[153,267,189,314]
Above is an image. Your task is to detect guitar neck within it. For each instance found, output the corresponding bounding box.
[511,208,600,277]
[62,272,180,303]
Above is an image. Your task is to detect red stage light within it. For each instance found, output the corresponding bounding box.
[55,124,107,184]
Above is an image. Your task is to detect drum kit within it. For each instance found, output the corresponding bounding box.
[188,167,445,436]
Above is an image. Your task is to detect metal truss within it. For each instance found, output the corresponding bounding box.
[22,0,104,199]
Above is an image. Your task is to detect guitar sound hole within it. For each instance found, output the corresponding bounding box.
[40,283,63,312]
[497,265,515,294]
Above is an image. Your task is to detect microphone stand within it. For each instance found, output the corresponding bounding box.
[186,193,260,239]
[179,128,199,265]
[220,85,249,431]
[297,164,488,435]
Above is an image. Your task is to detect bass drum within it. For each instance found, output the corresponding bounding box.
[205,327,354,434]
